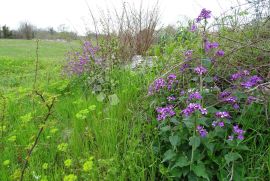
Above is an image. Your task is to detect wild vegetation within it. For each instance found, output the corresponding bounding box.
[0,0,270,180]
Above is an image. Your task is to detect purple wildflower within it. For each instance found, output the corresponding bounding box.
[184,50,193,57]
[247,96,256,105]
[148,78,166,95]
[228,135,234,141]
[219,91,231,99]
[216,50,224,57]
[167,74,177,90]
[180,63,190,72]
[180,90,185,96]
[182,103,207,117]
[241,75,263,89]
[189,92,202,100]
[167,96,176,102]
[233,103,240,110]
[204,41,219,52]
[156,105,175,121]
[212,121,225,127]
[237,134,244,140]
[215,111,231,119]
[223,96,237,104]
[197,125,208,137]
[230,70,250,81]
[218,121,225,127]
[190,24,197,32]
[194,66,207,75]
[196,8,212,22]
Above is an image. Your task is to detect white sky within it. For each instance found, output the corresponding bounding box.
[0,0,246,35]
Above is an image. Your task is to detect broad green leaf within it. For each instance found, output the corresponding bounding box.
[109,94,120,105]
[189,136,201,150]
[224,152,243,164]
[162,149,176,162]
[192,163,210,180]
[169,135,180,146]
[172,156,189,168]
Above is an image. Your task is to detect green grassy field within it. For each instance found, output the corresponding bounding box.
[0,39,157,180]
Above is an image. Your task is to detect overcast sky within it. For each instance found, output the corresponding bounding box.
[0,0,246,35]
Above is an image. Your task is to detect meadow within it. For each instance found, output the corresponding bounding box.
[0,39,158,180]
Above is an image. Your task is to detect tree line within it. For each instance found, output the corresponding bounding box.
[0,22,78,40]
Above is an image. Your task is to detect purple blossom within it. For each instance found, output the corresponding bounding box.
[231,72,242,81]
[233,124,245,140]
[223,96,237,104]
[167,96,176,101]
[212,121,224,127]
[194,66,207,75]
[230,70,250,81]
[213,75,219,82]
[182,103,207,117]
[189,92,202,100]
[167,74,177,90]
[215,111,231,119]
[196,8,212,22]
[241,75,263,89]
[180,63,190,72]
[216,50,225,57]
[190,24,197,32]
[247,96,256,105]
[228,135,234,141]
[237,134,244,140]
[204,41,219,52]
[184,50,193,57]
[233,104,240,110]
[156,105,175,121]
[197,125,208,137]
[180,90,185,96]
[219,91,231,99]
[218,121,225,127]
[148,78,166,95]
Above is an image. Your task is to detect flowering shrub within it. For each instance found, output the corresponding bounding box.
[149,8,265,180]
[64,41,119,101]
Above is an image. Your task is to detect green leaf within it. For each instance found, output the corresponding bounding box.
[189,136,201,150]
[88,105,96,111]
[172,156,189,168]
[97,92,106,102]
[224,152,243,164]
[202,58,212,68]
[162,149,176,163]
[192,163,210,180]
[169,135,180,147]
[108,94,120,105]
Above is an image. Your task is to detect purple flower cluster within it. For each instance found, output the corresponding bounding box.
[216,50,225,57]
[180,63,190,72]
[196,8,211,22]
[182,103,207,117]
[184,50,193,57]
[230,70,250,81]
[218,92,239,109]
[241,75,263,89]
[167,96,176,102]
[197,125,208,137]
[167,74,177,90]
[247,96,256,104]
[194,66,207,75]
[188,92,202,100]
[148,78,166,95]
[215,111,231,119]
[212,121,225,127]
[232,124,245,140]
[190,24,197,32]
[204,41,219,52]
[64,41,99,75]
[156,105,175,121]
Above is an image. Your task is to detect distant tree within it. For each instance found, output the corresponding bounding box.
[2,25,12,38]
[18,22,36,40]
[48,27,55,35]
